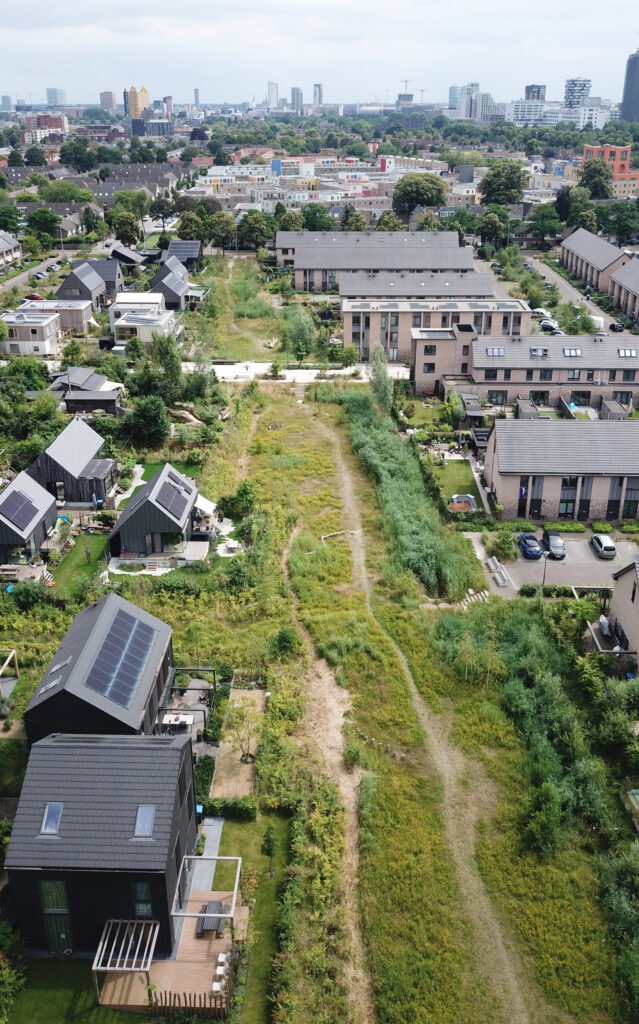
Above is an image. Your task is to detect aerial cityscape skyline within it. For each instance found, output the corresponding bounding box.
[0,0,634,105]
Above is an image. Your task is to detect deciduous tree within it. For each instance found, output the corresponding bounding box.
[208,211,236,253]
[579,159,613,199]
[375,211,404,231]
[527,204,563,247]
[478,160,527,204]
[391,172,447,216]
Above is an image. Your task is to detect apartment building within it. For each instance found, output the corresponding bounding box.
[560,228,630,290]
[484,419,639,520]
[410,328,639,413]
[275,231,473,292]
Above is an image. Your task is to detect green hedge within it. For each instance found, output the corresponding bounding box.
[495,520,537,533]
[194,754,215,805]
[590,521,613,534]
[542,521,586,533]
[519,583,574,598]
[620,523,639,534]
[203,795,258,820]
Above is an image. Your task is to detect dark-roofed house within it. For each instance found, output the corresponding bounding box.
[48,367,125,417]
[71,259,124,298]
[609,259,639,320]
[0,471,57,564]
[57,262,107,310]
[5,732,196,954]
[560,228,630,291]
[150,271,189,310]
[109,464,203,557]
[23,592,174,745]
[163,239,202,271]
[0,230,21,269]
[27,418,117,505]
[110,244,145,267]
[609,562,639,653]
[275,230,474,292]
[484,419,639,520]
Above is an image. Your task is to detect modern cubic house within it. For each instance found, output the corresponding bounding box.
[275,230,474,291]
[23,592,174,746]
[4,732,196,956]
[0,310,61,357]
[0,471,57,564]
[27,418,117,505]
[108,463,209,558]
[484,419,639,520]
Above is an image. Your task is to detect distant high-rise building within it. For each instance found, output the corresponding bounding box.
[100,91,116,112]
[564,78,591,108]
[1,95,12,111]
[313,83,323,106]
[525,84,546,102]
[621,49,639,123]
[291,87,303,114]
[267,81,278,109]
[163,95,174,118]
[46,88,66,106]
[448,85,461,110]
[194,88,200,108]
[123,86,149,119]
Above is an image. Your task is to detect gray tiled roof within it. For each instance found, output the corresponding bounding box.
[472,335,639,370]
[24,592,172,731]
[610,258,639,294]
[493,419,639,475]
[113,462,197,534]
[153,255,188,283]
[153,272,189,299]
[72,259,121,284]
[339,271,494,298]
[5,733,189,871]
[111,245,145,265]
[45,418,106,478]
[49,367,108,392]
[281,232,473,271]
[0,471,55,540]
[560,228,624,271]
[0,230,20,254]
[59,262,105,295]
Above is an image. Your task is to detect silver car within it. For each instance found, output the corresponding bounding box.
[591,534,616,560]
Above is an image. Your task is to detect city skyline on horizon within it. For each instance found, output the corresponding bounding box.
[0,0,635,109]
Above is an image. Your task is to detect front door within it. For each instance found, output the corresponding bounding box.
[144,534,153,556]
[43,913,73,954]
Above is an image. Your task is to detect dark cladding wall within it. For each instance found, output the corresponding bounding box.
[0,502,57,562]
[27,452,115,503]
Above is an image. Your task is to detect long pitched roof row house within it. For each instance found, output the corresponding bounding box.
[560,228,626,271]
[491,419,639,475]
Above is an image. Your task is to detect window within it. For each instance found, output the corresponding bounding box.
[422,363,436,373]
[568,369,581,380]
[530,347,548,357]
[134,804,156,838]
[618,349,637,357]
[41,802,63,835]
[8,328,15,339]
[441,314,449,328]
[609,370,617,381]
[623,369,636,382]
[613,391,633,405]
[412,313,421,328]
[484,368,498,381]
[461,363,468,373]
[423,345,436,356]
[540,369,553,381]
[526,369,533,381]
[487,390,507,405]
[30,328,37,336]
[462,345,469,356]
[563,348,582,357]
[133,881,153,919]
[484,315,492,331]
[504,369,511,380]
[486,347,505,357]
[624,476,639,519]
[40,880,68,912]
[422,313,431,328]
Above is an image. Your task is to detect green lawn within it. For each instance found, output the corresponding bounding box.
[213,812,288,1024]
[402,403,446,428]
[54,535,107,593]
[143,231,175,247]
[141,461,200,482]
[431,458,482,504]
[11,959,151,1024]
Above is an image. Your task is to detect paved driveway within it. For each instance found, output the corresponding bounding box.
[506,538,639,590]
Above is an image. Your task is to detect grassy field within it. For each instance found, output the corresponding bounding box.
[143,231,175,247]
[54,534,107,593]
[140,460,200,482]
[11,959,149,1024]
[214,813,289,1024]
[431,458,482,503]
[403,403,447,427]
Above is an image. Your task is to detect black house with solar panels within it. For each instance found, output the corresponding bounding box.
[23,593,174,746]
[5,732,196,955]
[108,463,198,558]
[27,417,118,505]
[162,239,203,272]
[0,471,56,563]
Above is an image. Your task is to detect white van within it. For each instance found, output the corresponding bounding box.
[590,315,605,331]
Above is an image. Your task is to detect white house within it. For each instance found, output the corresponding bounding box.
[108,292,166,334]
[0,311,61,356]
[112,309,180,345]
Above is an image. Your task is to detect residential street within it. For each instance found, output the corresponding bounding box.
[530,254,620,328]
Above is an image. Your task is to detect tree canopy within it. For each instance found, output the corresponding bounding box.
[478,161,527,205]
[579,160,614,200]
[391,172,448,216]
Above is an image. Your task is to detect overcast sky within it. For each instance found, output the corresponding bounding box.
[0,0,633,107]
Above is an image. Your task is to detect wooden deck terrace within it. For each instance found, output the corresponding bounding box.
[99,891,243,1016]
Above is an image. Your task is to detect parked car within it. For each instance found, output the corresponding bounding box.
[550,329,567,335]
[610,322,624,333]
[543,282,554,290]
[34,272,47,280]
[532,308,551,319]
[523,262,534,271]
[591,534,617,560]
[540,320,559,331]
[24,293,42,299]
[517,533,543,559]
[542,530,566,559]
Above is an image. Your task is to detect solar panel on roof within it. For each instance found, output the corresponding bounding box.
[156,481,188,520]
[168,470,193,493]
[84,609,157,709]
[0,489,38,531]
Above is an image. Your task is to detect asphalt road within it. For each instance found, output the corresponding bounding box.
[506,537,639,590]
[529,256,621,329]
[0,256,65,296]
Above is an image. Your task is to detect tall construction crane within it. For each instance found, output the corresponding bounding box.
[400,78,416,93]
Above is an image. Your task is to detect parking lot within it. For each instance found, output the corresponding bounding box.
[505,537,639,590]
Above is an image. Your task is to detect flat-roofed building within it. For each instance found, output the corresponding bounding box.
[0,311,61,356]
[19,299,93,335]
[484,419,639,520]
[108,292,166,333]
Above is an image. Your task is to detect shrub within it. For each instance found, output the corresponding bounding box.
[204,795,258,820]
[269,625,301,660]
[590,521,613,534]
[523,781,564,857]
[620,523,639,534]
[519,583,574,598]
[486,530,516,561]
[194,754,215,804]
[542,521,585,533]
